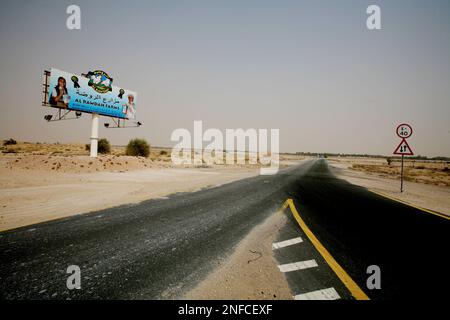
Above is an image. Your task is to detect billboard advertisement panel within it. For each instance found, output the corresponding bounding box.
[47,68,137,119]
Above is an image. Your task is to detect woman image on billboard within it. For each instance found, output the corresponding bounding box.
[49,76,70,108]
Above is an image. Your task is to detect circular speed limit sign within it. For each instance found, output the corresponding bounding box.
[396,124,413,139]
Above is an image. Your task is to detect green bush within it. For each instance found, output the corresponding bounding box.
[97,138,111,154]
[126,138,150,157]
[85,138,111,154]
[3,138,17,146]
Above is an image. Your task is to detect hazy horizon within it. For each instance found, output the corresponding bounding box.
[1,0,449,157]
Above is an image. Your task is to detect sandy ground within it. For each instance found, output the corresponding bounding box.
[185,211,293,300]
[0,165,262,232]
[329,159,450,216]
[0,141,306,232]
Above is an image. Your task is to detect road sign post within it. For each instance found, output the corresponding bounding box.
[393,124,414,193]
[400,155,404,192]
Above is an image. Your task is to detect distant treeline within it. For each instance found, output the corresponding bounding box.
[294,152,450,162]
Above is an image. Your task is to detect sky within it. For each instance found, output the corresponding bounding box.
[0,0,449,157]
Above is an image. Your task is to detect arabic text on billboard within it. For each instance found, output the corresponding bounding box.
[48,68,137,119]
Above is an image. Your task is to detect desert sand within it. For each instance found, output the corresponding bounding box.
[0,163,261,232]
[185,211,292,300]
[0,142,304,231]
[2,141,448,233]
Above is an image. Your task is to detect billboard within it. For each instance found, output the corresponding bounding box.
[47,68,137,119]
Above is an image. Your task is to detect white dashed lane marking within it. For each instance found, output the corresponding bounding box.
[272,226,343,299]
[277,259,318,273]
[272,237,303,250]
[294,287,341,300]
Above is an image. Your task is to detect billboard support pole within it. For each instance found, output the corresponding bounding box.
[90,113,99,158]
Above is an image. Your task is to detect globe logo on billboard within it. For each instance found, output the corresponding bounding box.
[86,70,113,94]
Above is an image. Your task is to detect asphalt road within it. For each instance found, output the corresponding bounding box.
[0,160,315,299]
[277,159,450,300]
[0,159,448,300]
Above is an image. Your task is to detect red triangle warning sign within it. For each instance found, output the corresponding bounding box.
[393,138,414,155]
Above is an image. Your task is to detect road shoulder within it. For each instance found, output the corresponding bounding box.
[184,211,293,300]
[329,160,450,217]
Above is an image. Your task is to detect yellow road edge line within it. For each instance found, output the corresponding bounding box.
[369,190,450,221]
[280,199,370,300]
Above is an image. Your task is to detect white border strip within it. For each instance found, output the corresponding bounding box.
[294,287,340,300]
[272,237,303,250]
[278,259,318,273]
